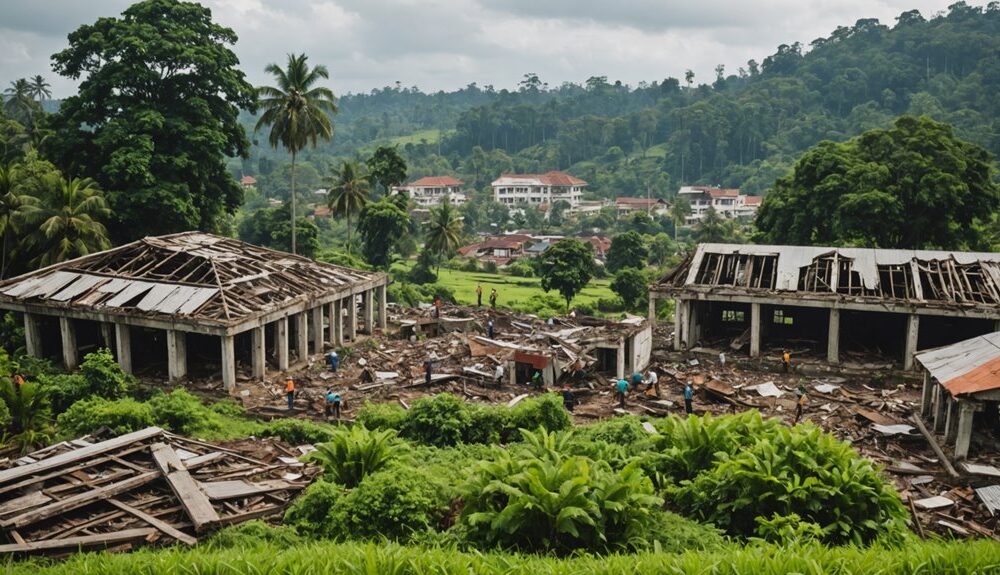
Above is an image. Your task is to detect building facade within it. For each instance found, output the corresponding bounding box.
[615,197,669,218]
[392,176,467,207]
[677,186,761,223]
[492,171,587,207]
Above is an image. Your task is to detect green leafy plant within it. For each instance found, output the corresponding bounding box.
[260,418,337,444]
[404,393,471,447]
[147,388,217,435]
[356,401,408,431]
[56,396,154,436]
[306,426,401,488]
[0,379,53,453]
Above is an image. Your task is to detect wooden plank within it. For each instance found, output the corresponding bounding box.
[200,480,292,500]
[49,274,107,302]
[912,414,960,479]
[150,443,219,532]
[0,491,51,517]
[2,471,161,528]
[0,427,164,486]
[0,528,157,554]
[108,499,197,546]
[184,452,225,470]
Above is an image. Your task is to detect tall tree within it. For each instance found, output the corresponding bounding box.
[694,207,730,243]
[328,161,369,255]
[366,145,407,195]
[2,80,37,127]
[49,0,257,242]
[605,230,647,273]
[0,164,39,278]
[28,76,51,102]
[423,199,463,272]
[669,198,691,240]
[26,177,110,267]
[611,267,648,311]
[256,53,337,254]
[539,239,595,312]
[358,198,409,269]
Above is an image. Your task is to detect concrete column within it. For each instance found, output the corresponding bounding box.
[332,300,344,346]
[166,330,187,382]
[251,326,266,380]
[750,303,761,358]
[295,312,308,362]
[827,308,840,364]
[221,334,236,391]
[954,400,976,460]
[363,290,374,334]
[920,372,933,417]
[648,293,657,326]
[23,313,43,358]
[100,322,114,350]
[346,296,357,341]
[327,302,336,345]
[115,324,133,374]
[378,284,387,330]
[673,299,684,351]
[903,314,920,371]
[686,302,700,348]
[616,339,626,381]
[59,317,78,371]
[276,317,289,371]
[311,306,324,352]
[944,396,958,444]
[933,384,947,432]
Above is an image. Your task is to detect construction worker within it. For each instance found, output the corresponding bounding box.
[631,371,643,390]
[794,384,807,424]
[434,298,442,318]
[531,370,543,390]
[616,378,628,409]
[719,352,726,369]
[487,319,495,339]
[476,284,483,307]
[328,350,339,372]
[683,382,694,415]
[647,369,659,398]
[285,376,296,410]
[494,363,505,388]
[424,359,433,386]
[782,350,792,373]
[561,386,575,412]
[489,288,498,309]
[325,390,342,419]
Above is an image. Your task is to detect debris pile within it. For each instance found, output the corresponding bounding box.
[0,427,316,556]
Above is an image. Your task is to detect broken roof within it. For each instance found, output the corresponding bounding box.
[0,232,386,331]
[916,332,1000,397]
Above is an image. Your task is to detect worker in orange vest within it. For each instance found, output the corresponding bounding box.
[285,376,295,410]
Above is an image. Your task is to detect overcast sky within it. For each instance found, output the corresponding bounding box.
[0,0,978,99]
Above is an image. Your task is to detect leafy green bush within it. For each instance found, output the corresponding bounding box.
[305,426,401,488]
[507,394,572,439]
[259,419,337,444]
[284,480,348,539]
[465,403,509,444]
[206,521,304,550]
[147,388,217,435]
[317,249,373,271]
[356,401,408,431]
[482,260,498,273]
[36,373,89,414]
[404,393,471,447]
[57,397,154,436]
[337,465,451,542]
[0,379,53,452]
[0,393,9,429]
[79,348,135,399]
[209,400,246,418]
[506,259,535,277]
[581,416,649,445]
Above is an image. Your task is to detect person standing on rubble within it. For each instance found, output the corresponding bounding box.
[683,382,694,415]
[425,359,433,386]
[647,369,659,398]
[532,369,543,389]
[476,284,483,307]
[793,384,807,424]
[782,350,791,373]
[285,376,296,410]
[719,352,726,369]
[562,386,576,412]
[328,350,339,372]
[487,319,495,339]
[632,370,643,390]
[616,377,628,409]
[494,363,505,388]
[489,288,498,309]
[434,298,443,318]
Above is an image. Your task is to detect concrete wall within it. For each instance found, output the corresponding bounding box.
[630,325,652,374]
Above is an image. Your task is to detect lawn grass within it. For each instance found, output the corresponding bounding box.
[388,129,451,146]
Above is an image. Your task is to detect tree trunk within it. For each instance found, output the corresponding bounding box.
[290,151,298,255]
[1,222,7,280]
[346,212,352,255]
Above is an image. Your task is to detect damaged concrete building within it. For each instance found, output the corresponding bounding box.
[0,232,389,389]
[649,244,1000,369]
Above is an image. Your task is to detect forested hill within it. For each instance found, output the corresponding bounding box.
[242,2,1000,199]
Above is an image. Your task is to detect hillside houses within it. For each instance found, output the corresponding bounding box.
[492,171,587,208]
[459,234,612,267]
[615,197,669,217]
[677,186,760,223]
[392,176,467,207]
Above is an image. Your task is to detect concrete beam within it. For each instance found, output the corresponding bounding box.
[251,325,265,380]
[363,290,374,334]
[166,330,187,382]
[750,303,761,358]
[615,339,625,381]
[332,300,343,346]
[23,313,43,358]
[276,317,289,371]
[311,306,324,352]
[904,314,920,371]
[1,303,227,336]
[295,312,308,363]
[59,317,78,371]
[326,302,336,345]
[115,324,132,374]
[954,400,976,460]
[220,335,236,391]
[933,384,947,433]
[377,284,387,330]
[345,296,357,341]
[686,301,700,348]
[827,308,840,364]
[647,293,656,326]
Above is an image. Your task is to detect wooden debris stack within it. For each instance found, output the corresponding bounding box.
[0,427,314,556]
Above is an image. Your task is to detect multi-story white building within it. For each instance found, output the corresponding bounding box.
[392,176,467,207]
[677,186,761,224]
[491,171,587,207]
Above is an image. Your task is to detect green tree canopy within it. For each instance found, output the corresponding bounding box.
[755,116,1000,249]
[238,204,319,258]
[423,199,463,271]
[24,176,111,267]
[539,239,595,311]
[327,161,370,255]
[606,230,647,273]
[48,0,257,241]
[611,267,649,311]
[358,198,409,269]
[366,146,408,195]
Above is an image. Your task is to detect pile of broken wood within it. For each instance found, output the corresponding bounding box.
[0,427,316,556]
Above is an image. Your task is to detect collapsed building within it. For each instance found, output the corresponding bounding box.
[0,232,389,389]
[649,244,1000,369]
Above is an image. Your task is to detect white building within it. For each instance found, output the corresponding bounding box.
[392,176,467,207]
[677,186,761,224]
[492,171,587,208]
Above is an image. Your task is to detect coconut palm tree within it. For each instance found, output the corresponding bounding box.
[3,79,36,126]
[327,161,369,255]
[255,53,337,255]
[27,177,111,267]
[28,76,51,102]
[424,198,463,273]
[0,164,39,278]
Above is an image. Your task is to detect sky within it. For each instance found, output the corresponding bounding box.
[0,0,980,99]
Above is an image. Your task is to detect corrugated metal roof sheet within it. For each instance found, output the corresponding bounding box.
[915,332,1000,396]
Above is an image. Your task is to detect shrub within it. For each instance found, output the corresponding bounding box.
[0,394,9,429]
[404,394,471,447]
[465,403,508,444]
[0,379,53,452]
[481,260,498,273]
[581,416,649,446]
[284,480,348,539]
[306,426,401,488]
[79,348,135,399]
[260,419,337,444]
[507,394,572,439]
[337,465,451,542]
[57,397,154,436]
[596,296,625,313]
[148,388,217,435]
[356,401,408,431]
[206,521,304,550]
[36,373,89,414]
[316,249,373,271]
[506,259,535,277]
[210,400,246,418]
[460,257,479,272]
[387,282,422,307]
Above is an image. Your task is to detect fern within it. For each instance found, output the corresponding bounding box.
[305,426,400,487]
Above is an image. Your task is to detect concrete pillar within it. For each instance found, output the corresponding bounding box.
[750,303,761,358]
[295,312,308,362]
[933,385,947,432]
[954,400,976,460]
[166,329,187,382]
[920,372,933,417]
[686,302,700,348]
[826,308,840,364]
[378,284,387,330]
[332,300,344,346]
[276,317,289,371]
[327,302,336,345]
[100,322,114,350]
[23,313,43,358]
[616,339,626,381]
[59,317,78,371]
[363,290,374,334]
[346,296,357,341]
[648,293,657,326]
[311,306,324,352]
[903,314,920,371]
[220,335,236,391]
[115,324,132,374]
[251,326,266,380]
[673,299,684,351]
[944,396,958,444]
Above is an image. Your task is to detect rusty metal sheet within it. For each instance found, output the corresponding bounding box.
[153,286,206,315]
[1,276,46,297]
[916,332,1000,396]
[975,485,1000,516]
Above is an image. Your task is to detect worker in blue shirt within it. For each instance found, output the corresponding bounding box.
[616,378,629,409]
[328,350,339,372]
[325,390,342,419]
[684,382,694,415]
[631,371,643,390]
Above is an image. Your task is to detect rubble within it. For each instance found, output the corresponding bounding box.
[0,427,316,556]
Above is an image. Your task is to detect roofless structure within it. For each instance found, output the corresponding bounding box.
[650,244,1000,369]
[0,232,389,389]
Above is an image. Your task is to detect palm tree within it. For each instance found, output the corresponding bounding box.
[670,197,692,240]
[424,198,463,273]
[0,164,39,278]
[327,161,369,255]
[27,177,111,267]
[255,53,337,255]
[28,75,51,102]
[3,79,36,126]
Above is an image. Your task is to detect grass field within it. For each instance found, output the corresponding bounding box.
[388,129,451,146]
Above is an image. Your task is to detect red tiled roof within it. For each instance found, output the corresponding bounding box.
[743,195,763,205]
[480,235,532,249]
[499,171,587,187]
[616,197,666,207]
[313,206,332,217]
[583,236,612,254]
[457,243,482,256]
[709,188,739,198]
[240,175,257,186]
[408,176,464,187]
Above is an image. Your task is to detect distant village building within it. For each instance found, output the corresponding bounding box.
[392,176,467,207]
[677,186,761,223]
[615,197,669,218]
[459,233,611,266]
[239,175,257,188]
[492,171,587,208]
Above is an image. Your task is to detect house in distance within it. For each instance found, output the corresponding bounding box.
[392,176,467,207]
